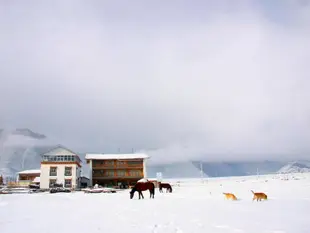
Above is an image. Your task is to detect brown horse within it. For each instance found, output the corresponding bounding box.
[158,182,173,193]
[130,182,155,199]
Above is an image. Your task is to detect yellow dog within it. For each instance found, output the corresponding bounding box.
[223,192,238,200]
[251,190,267,201]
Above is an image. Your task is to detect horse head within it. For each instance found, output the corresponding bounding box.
[129,187,136,199]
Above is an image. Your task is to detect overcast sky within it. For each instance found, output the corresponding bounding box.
[0,0,310,162]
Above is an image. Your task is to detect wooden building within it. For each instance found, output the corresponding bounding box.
[18,169,41,181]
[85,153,149,187]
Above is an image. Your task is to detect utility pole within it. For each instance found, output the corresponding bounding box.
[200,161,204,183]
[256,167,259,179]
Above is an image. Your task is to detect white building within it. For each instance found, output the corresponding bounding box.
[39,146,82,190]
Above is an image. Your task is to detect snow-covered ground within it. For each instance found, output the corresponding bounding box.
[1,174,310,233]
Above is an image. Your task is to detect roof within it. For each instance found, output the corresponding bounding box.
[18,169,41,174]
[42,145,81,160]
[85,153,149,160]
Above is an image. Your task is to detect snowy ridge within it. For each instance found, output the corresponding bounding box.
[277,161,310,174]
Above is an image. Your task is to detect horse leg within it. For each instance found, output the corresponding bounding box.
[140,191,144,199]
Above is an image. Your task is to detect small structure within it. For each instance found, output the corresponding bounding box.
[85,153,149,187]
[17,169,41,187]
[40,145,82,190]
[79,176,90,188]
[18,169,41,181]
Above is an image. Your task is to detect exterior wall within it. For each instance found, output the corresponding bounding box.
[89,160,93,187]
[40,163,80,189]
[143,159,147,178]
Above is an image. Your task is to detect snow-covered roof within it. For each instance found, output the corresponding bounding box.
[43,146,77,156]
[18,169,41,174]
[33,177,40,183]
[85,153,149,160]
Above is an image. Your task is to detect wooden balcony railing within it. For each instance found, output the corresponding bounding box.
[92,164,143,169]
[92,174,143,179]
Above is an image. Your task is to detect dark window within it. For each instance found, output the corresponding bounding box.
[65,167,72,176]
[127,161,143,165]
[49,179,56,188]
[65,179,72,188]
[105,160,114,165]
[49,167,57,176]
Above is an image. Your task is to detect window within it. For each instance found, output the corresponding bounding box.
[49,179,56,188]
[93,170,104,176]
[106,171,115,177]
[65,167,72,176]
[117,161,125,165]
[105,160,114,166]
[65,179,72,188]
[127,161,143,166]
[117,170,126,177]
[129,170,141,177]
[49,167,57,176]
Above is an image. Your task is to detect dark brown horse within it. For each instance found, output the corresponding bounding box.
[158,182,173,193]
[130,182,155,199]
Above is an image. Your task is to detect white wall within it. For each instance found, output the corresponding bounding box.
[40,164,81,189]
[89,160,93,187]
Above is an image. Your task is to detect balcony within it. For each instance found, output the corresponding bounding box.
[92,174,143,179]
[92,164,143,169]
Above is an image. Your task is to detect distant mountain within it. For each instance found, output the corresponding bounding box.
[1,128,308,179]
[145,160,287,179]
[0,128,53,177]
[277,161,310,174]
[191,160,286,177]
[11,128,46,139]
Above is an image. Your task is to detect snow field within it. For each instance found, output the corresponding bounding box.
[1,174,310,233]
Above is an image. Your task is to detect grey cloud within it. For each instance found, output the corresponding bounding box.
[0,0,310,162]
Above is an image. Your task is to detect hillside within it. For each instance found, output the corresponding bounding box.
[277,161,310,174]
[0,128,53,177]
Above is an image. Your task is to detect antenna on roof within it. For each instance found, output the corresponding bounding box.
[118,148,120,153]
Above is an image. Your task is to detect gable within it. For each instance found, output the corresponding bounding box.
[43,146,76,156]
